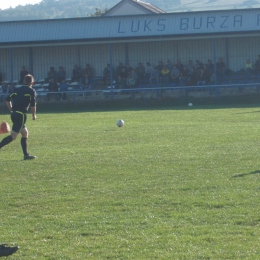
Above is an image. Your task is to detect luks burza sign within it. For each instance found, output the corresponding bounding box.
[116,11,260,37]
[0,9,259,44]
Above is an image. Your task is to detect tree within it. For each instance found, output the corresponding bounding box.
[89,8,107,17]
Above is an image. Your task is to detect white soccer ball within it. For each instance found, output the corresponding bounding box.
[188,103,193,107]
[116,119,124,127]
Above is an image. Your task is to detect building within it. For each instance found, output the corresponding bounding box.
[103,0,165,16]
[0,0,259,86]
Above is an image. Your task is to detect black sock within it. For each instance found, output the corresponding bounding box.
[0,135,13,149]
[21,137,29,156]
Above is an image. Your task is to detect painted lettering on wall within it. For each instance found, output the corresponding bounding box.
[157,19,166,31]
[118,19,166,34]
[207,17,215,28]
[234,15,242,27]
[117,13,260,35]
[180,15,243,30]
[131,21,140,32]
[220,16,228,28]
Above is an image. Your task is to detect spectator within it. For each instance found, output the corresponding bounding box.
[156,61,163,73]
[203,64,211,83]
[2,82,8,94]
[255,55,260,74]
[187,68,197,86]
[120,67,128,87]
[45,66,57,82]
[186,60,194,72]
[206,59,214,74]
[59,79,69,100]
[126,72,136,88]
[194,60,203,78]
[57,66,66,83]
[82,73,91,89]
[216,58,226,75]
[145,62,153,80]
[72,65,81,82]
[131,69,138,83]
[179,65,189,86]
[166,60,173,71]
[150,67,159,85]
[245,59,253,75]
[135,62,145,85]
[47,79,59,101]
[103,64,113,85]
[116,62,124,77]
[209,72,215,85]
[176,60,184,73]
[115,75,125,89]
[125,64,133,76]
[83,64,94,84]
[19,66,28,84]
[0,83,3,102]
[0,71,2,83]
[160,65,170,86]
[170,65,180,85]
[197,68,207,86]
[195,60,203,69]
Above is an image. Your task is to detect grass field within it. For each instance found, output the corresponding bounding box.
[1,103,260,259]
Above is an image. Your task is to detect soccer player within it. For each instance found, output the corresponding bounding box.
[0,74,37,160]
[0,244,19,257]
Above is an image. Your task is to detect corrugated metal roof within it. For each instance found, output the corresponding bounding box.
[103,0,165,16]
[0,8,259,46]
[134,0,165,13]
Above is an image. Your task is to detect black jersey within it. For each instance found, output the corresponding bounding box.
[6,85,36,113]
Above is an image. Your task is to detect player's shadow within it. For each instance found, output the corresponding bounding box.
[232,170,260,178]
[236,110,260,114]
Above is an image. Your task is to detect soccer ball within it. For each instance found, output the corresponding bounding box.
[188,103,193,107]
[116,119,124,127]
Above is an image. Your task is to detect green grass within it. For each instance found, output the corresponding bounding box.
[1,105,260,259]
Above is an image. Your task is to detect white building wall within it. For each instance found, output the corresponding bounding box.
[79,44,108,77]
[79,43,125,76]
[32,45,79,81]
[0,48,11,81]
[128,38,220,69]
[12,48,30,82]
[228,36,260,72]
[177,38,213,65]
[128,41,178,68]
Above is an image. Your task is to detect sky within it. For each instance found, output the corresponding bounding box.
[0,0,41,10]
[0,0,259,12]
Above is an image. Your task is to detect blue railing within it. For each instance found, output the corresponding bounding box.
[1,82,260,106]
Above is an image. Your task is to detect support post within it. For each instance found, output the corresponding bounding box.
[125,43,129,65]
[109,43,113,90]
[29,47,34,75]
[212,38,217,85]
[225,38,229,70]
[10,48,14,91]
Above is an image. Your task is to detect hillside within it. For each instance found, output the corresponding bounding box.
[0,0,259,22]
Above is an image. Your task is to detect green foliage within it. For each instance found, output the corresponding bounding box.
[0,105,260,259]
[0,0,114,21]
[89,8,108,17]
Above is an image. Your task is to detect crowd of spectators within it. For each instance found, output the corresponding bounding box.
[1,55,260,100]
[110,55,260,89]
[111,59,217,89]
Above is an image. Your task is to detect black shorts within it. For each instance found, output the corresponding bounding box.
[11,111,27,133]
